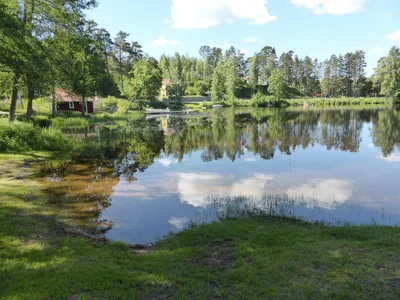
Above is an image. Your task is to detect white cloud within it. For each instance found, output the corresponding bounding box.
[380,154,400,162]
[244,157,257,162]
[287,179,353,208]
[163,18,171,24]
[153,35,183,46]
[388,30,400,40]
[169,217,190,230]
[170,0,277,29]
[240,49,249,54]
[157,157,178,167]
[291,0,366,15]
[212,43,232,49]
[371,47,382,53]
[177,172,275,207]
[245,36,258,43]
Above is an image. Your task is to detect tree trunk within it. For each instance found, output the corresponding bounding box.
[26,87,34,120]
[51,92,57,117]
[9,72,20,122]
[18,91,24,108]
[82,95,86,116]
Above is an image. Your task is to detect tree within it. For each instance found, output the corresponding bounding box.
[225,57,236,98]
[249,55,259,90]
[112,31,142,93]
[70,21,108,116]
[258,46,277,85]
[279,51,294,86]
[268,69,286,101]
[211,60,225,102]
[1,0,98,121]
[124,58,162,107]
[376,46,400,100]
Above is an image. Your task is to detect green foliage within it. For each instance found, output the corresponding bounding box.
[321,51,368,97]
[211,60,225,102]
[250,92,279,107]
[0,120,73,152]
[185,86,198,96]
[289,98,389,107]
[194,80,209,96]
[31,115,52,128]
[51,117,91,131]
[124,58,162,107]
[166,84,184,105]
[102,96,119,113]
[376,46,400,99]
[268,69,286,101]
[112,31,143,92]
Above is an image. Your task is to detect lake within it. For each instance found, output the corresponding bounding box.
[37,107,400,244]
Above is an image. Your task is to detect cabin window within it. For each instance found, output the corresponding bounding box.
[69,102,74,109]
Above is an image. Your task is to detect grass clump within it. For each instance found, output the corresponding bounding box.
[0,120,73,152]
[51,117,91,131]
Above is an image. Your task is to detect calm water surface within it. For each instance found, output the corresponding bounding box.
[40,108,400,244]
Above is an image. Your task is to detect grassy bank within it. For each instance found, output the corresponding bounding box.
[2,156,400,299]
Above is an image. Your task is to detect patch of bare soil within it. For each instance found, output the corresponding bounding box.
[193,241,236,269]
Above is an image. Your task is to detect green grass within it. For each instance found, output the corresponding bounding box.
[185,97,392,109]
[0,119,74,152]
[289,97,391,107]
[2,155,400,299]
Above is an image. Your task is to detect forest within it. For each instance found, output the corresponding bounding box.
[1,0,400,123]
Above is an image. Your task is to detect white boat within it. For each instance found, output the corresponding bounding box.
[212,104,223,109]
[145,108,170,114]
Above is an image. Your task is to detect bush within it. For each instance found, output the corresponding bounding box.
[32,115,52,128]
[102,96,119,113]
[250,92,274,107]
[194,80,209,96]
[185,86,198,96]
[0,120,74,152]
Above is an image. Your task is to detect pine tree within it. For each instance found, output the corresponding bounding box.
[211,60,225,102]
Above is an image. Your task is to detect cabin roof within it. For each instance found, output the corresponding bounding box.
[55,88,95,102]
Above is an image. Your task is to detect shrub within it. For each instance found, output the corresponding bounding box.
[102,96,119,113]
[0,120,74,152]
[250,92,275,107]
[185,86,198,96]
[32,115,52,128]
[194,80,209,96]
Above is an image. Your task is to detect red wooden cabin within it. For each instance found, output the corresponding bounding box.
[55,89,97,114]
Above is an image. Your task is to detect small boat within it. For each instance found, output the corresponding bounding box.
[146,108,170,114]
[212,104,223,109]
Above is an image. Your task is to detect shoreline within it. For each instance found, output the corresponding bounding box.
[2,154,400,298]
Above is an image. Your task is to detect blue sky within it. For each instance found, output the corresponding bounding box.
[86,0,400,75]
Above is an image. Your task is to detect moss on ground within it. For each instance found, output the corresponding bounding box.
[1,155,400,299]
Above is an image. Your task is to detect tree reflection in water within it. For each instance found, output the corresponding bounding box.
[35,108,400,236]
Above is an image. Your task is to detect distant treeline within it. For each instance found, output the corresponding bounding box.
[1,1,399,121]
